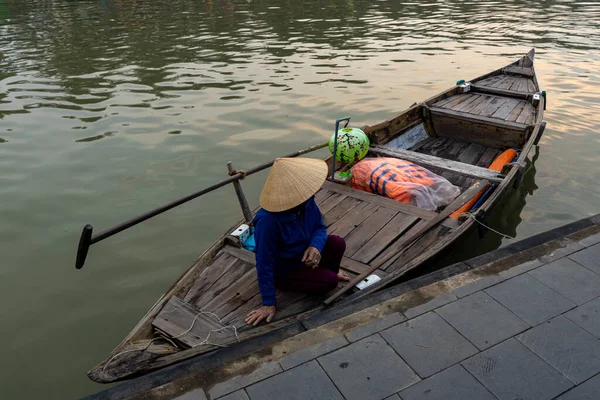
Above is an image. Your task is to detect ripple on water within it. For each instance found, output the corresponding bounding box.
[1,0,600,399]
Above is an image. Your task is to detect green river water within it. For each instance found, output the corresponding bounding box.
[0,0,598,398]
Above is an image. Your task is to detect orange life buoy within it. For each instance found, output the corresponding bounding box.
[450,149,518,219]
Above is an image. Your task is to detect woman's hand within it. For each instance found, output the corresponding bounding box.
[245,305,277,326]
[302,246,321,268]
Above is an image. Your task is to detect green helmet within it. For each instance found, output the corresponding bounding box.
[329,127,370,163]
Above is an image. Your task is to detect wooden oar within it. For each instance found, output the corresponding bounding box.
[323,180,489,305]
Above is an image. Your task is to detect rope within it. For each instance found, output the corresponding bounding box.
[229,169,248,179]
[461,211,516,240]
[102,306,240,371]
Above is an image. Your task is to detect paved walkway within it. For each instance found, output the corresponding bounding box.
[177,232,600,400]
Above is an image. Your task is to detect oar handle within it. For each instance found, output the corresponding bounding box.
[76,224,93,270]
[74,141,329,270]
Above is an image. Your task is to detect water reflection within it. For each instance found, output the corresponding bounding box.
[0,0,599,399]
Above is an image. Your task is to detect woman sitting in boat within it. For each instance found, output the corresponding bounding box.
[245,158,350,326]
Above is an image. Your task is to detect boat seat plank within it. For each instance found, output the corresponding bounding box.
[472,85,530,100]
[351,213,420,264]
[429,106,531,130]
[153,297,238,348]
[369,145,505,183]
[343,206,398,256]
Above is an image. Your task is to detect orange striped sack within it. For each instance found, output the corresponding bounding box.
[351,158,460,210]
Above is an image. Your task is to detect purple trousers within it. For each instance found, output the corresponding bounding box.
[275,235,346,294]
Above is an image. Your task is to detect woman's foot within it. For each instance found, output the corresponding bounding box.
[337,270,351,282]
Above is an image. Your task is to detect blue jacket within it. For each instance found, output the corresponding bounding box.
[253,198,327,306]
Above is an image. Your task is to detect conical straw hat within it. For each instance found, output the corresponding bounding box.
[260,158,329,212]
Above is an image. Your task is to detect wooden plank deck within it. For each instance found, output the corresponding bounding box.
[147,178,464,348]
[432,93,535,124]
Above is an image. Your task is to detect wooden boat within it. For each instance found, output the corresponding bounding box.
[87,49,545,382]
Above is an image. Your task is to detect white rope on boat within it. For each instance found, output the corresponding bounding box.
[102,306,240,371]
[462,211,516,240]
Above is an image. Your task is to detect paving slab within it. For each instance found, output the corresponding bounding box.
[498,259,544,278]
[404,292,457,319]
[569,244,600,275]
[556,373,600,399]
[528,258,600,305]
[462,338,573,400]
[398,364,496,400]
[217,390,249,400]
[579,232,600,247]
[485,273,575,326]
[245,361,342,400]
[318,334,420,400]
[381,312,477,378]
[564,296,600,339]
[539,240,585,263]
[208,362,282,399]
[345,312,406,343]
[452,275,504,298]
[436,291,529,350]
[173,389,207,400]
[517,315,600,384]
[279,336,348,370]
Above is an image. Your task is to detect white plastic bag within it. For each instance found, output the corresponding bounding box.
[351,157,460,210]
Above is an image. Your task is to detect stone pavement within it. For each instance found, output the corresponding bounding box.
[176,232,600,400]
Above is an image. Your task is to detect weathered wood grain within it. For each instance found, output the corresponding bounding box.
[343,206,398,256]
[183,252,239,305]
[491,98,521,120]
[506,101,526,122]
[153,297,238,348]
[323,180,455,225]
[479,96,509,117]
[318,192,348,214]
[384,225,449,271]
[193,259,256,309]
[323,197,362,227]
[504,66,534,78]
[328,201,378,238]
[351,213,420,264]
[369,146,505,183]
